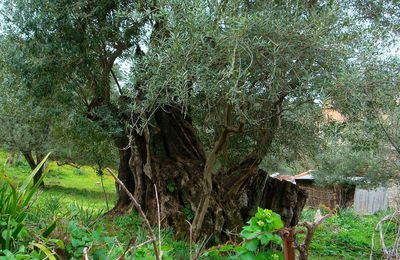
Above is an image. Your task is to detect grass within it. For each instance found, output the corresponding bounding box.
[0,149,116,209]
[0,150,192,259]
[300,208,395,260]
[0,149,396,259]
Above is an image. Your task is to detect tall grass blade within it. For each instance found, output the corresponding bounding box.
[19,152,51,196]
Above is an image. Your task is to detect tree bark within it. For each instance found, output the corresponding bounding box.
[6,149,15,165]
[111,106,307,241]
[111,136,135,214]
[16,151,22,163]
[22,150,45,187]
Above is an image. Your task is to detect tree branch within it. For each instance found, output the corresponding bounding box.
[107,41,134,70]
[111,69,123,96]
[191,103,242,241]
[294,209,335,260]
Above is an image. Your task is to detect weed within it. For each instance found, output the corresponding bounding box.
[67,203,104,228]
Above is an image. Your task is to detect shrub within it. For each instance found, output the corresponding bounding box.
[205,208,284,259]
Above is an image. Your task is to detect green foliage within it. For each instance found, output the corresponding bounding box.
[0,154,49,251]
[182,206,194,221]
[300,208,392,259]
[0,153,62,259]
[167,183,175,193]
[0,238,62,260]
[67,203,104,229]
[0,148,116,209]
[66,220,120,259]
[314,145,393,188]
[67,220,187,260]
[205,208,283,259]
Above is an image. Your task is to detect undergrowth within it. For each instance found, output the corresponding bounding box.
[301,208,394,259]
[0,150,396,259]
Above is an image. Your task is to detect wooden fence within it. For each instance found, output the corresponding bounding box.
[300,186,337,209]
[353,187,389,214]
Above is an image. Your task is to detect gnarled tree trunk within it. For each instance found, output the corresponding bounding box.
[111,106,307,241]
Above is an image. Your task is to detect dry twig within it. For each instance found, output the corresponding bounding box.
[154,184,163,258]
[106,168,160,260]
[83,247,90,260]
[370,211,400,260]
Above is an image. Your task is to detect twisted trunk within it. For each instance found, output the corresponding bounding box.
[112,106,307,241]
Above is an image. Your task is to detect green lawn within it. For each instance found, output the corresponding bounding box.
[0,149,116,209]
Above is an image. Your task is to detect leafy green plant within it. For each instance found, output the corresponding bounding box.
[66,220,123,259]
[0,239,61,260]
[167,183,175,193]
[0,153,50,252]
[0,153,61,259]
[182,206,194,221]
[205,208,284,259]
[67,203,104,228]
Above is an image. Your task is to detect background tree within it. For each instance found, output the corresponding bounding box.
[0,39,52,186]
[0,35,118,186]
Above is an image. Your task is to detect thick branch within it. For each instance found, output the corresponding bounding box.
[107,41,134,70]
[222,92,287,194]
[56,161,82,169]
[111,69,123,96]
[191,104,240,240]
[22,150,37,170]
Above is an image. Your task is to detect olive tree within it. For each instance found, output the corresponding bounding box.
[1,0,396,240]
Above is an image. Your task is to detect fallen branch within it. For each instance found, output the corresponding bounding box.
[106,168,160,260]
[56,161,81,169]
[119,237,136,259]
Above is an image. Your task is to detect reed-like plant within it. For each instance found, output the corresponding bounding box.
[0,153,52,252]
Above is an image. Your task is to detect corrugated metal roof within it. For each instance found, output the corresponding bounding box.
[270,170,315,184]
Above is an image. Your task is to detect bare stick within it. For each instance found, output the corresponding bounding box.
[106,168,160,260]
[83,247,90,260]
[371,212,400,259]
[154,184,163,258]
[119,238,136,259]
[127,239,154,255]
[186,220,193,260]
